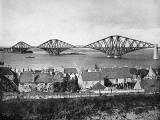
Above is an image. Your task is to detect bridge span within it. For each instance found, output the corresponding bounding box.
[0,41,33,53]
[0,35,158,59]
[37,39,75,55]
[84,35,155,58]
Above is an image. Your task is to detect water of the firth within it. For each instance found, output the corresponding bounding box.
[0,48,160,70]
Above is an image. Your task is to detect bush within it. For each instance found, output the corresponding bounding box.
[1,94,160,120]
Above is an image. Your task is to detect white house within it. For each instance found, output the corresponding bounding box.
[101,67,133,84]
[64,68,78,79]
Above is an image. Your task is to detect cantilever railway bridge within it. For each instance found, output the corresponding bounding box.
[37,39,75,55]
[1,41,33,53]
[0,35,155,57]
[84,35,154,58]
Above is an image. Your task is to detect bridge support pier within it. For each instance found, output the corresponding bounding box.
[153,44,159,60]
[106,55,121,58]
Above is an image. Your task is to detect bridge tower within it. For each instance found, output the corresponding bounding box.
[38,39,75,55]
[153,44,159,60]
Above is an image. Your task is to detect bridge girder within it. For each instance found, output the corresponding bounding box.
[11,41,32,53]
[38,39,75,55]
[84,35,154,57]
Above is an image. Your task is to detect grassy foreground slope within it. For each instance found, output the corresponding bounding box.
[1,94,160,120]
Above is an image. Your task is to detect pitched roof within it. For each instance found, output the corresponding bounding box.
[35,73,53,83]
[134,80,142,90]
[91,82,106,90]
[81,72,103,81]
[53,72,63,82]
[64,68,78,74]
[19,71,34,83]
[0,67,13,75]
[101,67,132,79]
[148,66,156,77]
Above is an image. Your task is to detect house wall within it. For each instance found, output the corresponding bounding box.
[19,83,36,92]
[19,83,53,92]
[109,78,132,84]
[37,83,53,92]
[109,79,117,84]
[118,78,124,83]
[126,78,132,82]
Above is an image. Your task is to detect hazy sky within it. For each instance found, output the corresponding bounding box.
[0,0,160,47]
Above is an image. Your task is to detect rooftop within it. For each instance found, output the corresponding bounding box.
[35,73,53,83]
[53,72,64,82]
[81,67,133,81]
[81,72,103,81]
[64,68,78,74]
[19,71,34,83]
[101,67,132,79]
[91,82,106,90]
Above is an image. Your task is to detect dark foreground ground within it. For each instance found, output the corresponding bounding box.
[0,94,160,120]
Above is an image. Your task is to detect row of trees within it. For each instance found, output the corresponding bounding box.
[53,74,80,93]
[129,68,149,79]
[103,68,150,88]
[0,70,19,92]
[104,77,135,89]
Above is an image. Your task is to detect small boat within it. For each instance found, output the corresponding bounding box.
[25,56,35,58]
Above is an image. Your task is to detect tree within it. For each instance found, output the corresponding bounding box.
[129,68,138,75]
[94,64,99,71]
[74,75,80,92]
[12,71,19,86]
[138,69,149,79]
[65,75,80,93]
[62,75,70,92]
[53,82,61,92]
[104,76,112,87]
[66,73,70,80]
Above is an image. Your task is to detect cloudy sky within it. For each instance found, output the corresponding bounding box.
[0,0,160,47]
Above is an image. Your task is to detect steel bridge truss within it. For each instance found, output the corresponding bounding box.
[38,39,75,55]
[12,41,32,53]
[85,35,154,57]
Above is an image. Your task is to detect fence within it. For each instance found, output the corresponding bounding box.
[2,89,154,101]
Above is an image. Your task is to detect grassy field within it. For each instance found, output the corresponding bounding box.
[0,94,160,120]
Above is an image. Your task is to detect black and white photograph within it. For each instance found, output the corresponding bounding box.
[0,0,160,119]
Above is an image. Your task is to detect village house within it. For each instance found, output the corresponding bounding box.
[53,71,64,82]
[101,67,133,84]
[64,68,78,79]
[19,71,35,92]
[35,73,53,92]
[45,68,55,75]
[79,71,104,89]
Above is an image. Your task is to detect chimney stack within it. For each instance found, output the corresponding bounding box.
[153,44,159,60]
